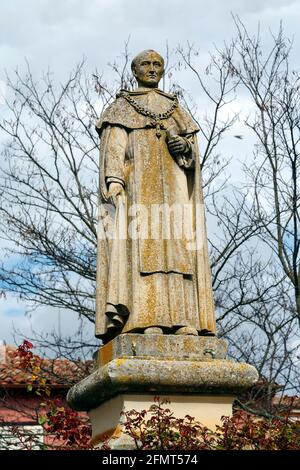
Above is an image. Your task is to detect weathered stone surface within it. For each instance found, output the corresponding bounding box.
[67,356,258,412]
[96,333,228,366]
[67,335,258,449]
[95,50,216,343]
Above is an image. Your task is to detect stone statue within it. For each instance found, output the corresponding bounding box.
[67,50,258,448]
[95,50,216,343]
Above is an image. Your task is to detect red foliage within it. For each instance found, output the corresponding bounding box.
[121,397,300,450]
[43,398,92,450]
[14,340,36,369]
[121,397,214,450]
[10,341,92,450]
[10,343,300,451]
[216,410,300,450]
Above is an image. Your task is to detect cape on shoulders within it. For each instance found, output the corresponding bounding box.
[95,88,199,136]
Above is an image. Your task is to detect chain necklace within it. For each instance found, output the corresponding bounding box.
[121,92,178,137]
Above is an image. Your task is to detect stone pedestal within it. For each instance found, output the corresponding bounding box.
[67,334,258,449]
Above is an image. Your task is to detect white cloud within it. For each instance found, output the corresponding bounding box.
[0,293,95,350]
[0,0,299,79]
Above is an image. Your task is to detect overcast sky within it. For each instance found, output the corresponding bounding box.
[1,0,299,79]
[0,0,299,351]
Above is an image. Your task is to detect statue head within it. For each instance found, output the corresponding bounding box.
[131,50,164,88]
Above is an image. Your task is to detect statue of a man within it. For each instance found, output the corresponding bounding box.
[95,50,216,343]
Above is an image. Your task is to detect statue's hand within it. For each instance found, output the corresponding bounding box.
[167,136,188,157]
[108,182,124,206]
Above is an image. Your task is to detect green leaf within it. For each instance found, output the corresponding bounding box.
[38,415,47,425]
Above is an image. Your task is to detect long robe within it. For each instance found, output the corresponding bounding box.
[95,88,216,342]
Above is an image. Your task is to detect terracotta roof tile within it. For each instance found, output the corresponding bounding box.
[0,345,93,388]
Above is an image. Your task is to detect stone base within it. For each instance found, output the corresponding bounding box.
[67,334,258,448]
[90,393,235,449]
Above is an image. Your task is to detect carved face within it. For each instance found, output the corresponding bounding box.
[132,51,164,88]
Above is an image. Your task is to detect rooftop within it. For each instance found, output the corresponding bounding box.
[0,344,93,389]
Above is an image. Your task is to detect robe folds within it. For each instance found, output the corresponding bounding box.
[95,88,216,342]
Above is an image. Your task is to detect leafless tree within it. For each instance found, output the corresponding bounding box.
[212,17,300,408]
[224,17,300,324]
[0,34,299,415]
[0,62,99,323]
[0,47,241,326]
[177,27,300,407]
